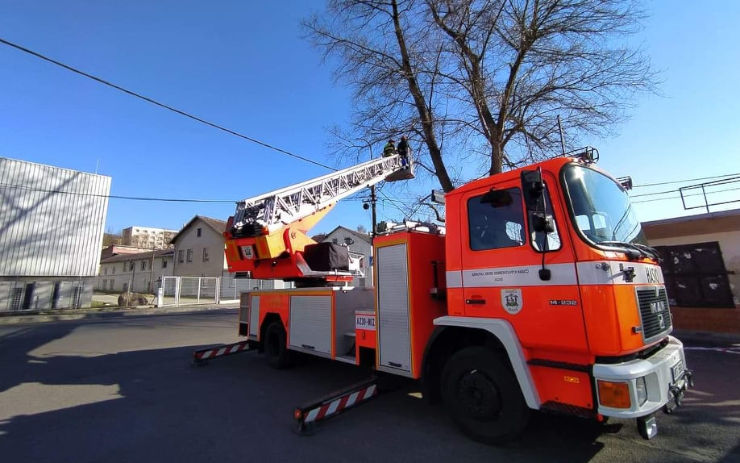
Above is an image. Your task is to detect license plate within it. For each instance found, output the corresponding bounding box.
[671,360,685,382]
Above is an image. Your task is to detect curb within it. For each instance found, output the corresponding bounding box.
[0,304,239,326]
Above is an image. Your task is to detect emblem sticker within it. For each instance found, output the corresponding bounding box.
[501,289,523,315]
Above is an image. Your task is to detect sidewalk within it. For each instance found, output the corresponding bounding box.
[0,302,239,325]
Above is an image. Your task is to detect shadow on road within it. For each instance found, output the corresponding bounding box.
[0,328,736,463]
[0,336,606,463]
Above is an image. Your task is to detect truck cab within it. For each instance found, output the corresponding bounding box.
[437,153,691,440]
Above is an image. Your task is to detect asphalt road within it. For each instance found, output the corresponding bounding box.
[0,310,738,463]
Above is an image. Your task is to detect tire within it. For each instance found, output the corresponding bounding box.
[264,321,291,369]
[441,347,530,444]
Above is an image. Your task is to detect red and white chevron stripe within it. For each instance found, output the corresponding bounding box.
[303,384,377,423]
[194,341,251,362]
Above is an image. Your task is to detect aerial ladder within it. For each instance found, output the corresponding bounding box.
[224,154,413,285]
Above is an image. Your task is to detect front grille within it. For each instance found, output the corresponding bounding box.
[636,287,672,342]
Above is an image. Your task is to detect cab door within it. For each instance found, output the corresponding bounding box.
[459,173,588,352]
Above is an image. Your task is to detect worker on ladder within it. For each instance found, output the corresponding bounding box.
[383,138,397,157]
[397,135,410,169]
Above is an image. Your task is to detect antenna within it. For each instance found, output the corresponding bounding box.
[557,115,566,155]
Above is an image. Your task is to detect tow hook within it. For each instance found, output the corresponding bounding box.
[637,414,658,440]
[664,369,693,415]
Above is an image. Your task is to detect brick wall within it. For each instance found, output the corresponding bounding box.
[671,307,740,334]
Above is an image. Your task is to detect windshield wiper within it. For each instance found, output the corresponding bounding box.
[598,241,659,260]
[631,242,661,260]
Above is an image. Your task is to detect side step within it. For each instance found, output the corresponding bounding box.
[193,340,253,365]
[294,377,378,434]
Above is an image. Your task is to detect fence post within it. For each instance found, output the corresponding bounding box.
[215,277,221,304]
[197,277,201,304]
[175,277,181,307]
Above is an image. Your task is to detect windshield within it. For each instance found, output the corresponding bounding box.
[563,164,647,246]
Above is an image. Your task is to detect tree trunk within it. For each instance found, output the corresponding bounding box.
[490,140,504,176]
[391,0,454,192]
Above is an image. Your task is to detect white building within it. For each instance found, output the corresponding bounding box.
[322,226,373,287]
[122,226,177,250]
[97,249,174,293]
[0,157,110,311]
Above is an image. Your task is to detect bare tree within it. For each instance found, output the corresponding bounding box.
[305,0,654,190]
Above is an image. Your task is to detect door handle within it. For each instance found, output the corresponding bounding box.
[465,299,486,305]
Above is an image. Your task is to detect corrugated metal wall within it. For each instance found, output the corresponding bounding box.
[0,157,111,277]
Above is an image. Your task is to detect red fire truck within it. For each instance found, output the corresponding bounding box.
[218,149,692,443]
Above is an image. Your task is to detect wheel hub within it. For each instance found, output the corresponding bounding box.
[457,370,502,419]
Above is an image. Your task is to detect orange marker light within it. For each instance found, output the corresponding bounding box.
[597,380,631,409]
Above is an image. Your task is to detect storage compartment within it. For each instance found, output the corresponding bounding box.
[302,242,349,271]
[289,295,332,355]
[374,231,447,378]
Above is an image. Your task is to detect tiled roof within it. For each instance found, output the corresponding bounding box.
[324,225,372,244]
[100,249,174,264]
[169,215,227,244]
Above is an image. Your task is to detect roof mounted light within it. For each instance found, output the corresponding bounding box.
[563,146,599,164]
[616,176,633,190]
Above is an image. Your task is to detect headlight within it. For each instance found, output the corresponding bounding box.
[636,376,648,406]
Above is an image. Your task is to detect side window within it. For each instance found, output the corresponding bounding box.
[467,188,525,251]
[530,188,562,252]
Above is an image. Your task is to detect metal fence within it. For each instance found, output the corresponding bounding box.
[159,276,220,307]
[158,274,291,307]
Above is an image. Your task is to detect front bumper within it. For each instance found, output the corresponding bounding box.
[593,336,692,419]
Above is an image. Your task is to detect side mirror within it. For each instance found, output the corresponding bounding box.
[531,212,555,233]
[521,168,545,211]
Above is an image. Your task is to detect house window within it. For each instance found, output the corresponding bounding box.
[178,250,184,263]
[162,260,168,269]
[187,249,193,262]
[203,248,209,262]
[332,238,338,244]
[197,228,202,237]
[141,261,146,270]
[129,262,135,271]
[344,237,354,245]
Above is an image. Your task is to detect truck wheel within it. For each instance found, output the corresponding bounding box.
[264,321,291,369]
[441,346,530,444]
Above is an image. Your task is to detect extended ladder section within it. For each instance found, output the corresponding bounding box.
[230,154,412,238]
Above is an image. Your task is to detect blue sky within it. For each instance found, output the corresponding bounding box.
[1,1,738,236]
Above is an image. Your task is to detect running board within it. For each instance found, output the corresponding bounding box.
[193,340,254,365]
[294,377,378,434]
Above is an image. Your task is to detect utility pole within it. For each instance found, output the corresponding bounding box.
[150,248,155,294]
[370,185,377,238]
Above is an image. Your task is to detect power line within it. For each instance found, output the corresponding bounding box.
[0,182,236,203]
[0,181,394,206]
[631,177,740,198]
[632,172,740,188]
[0,37,335,171]
[632,186,740,204]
